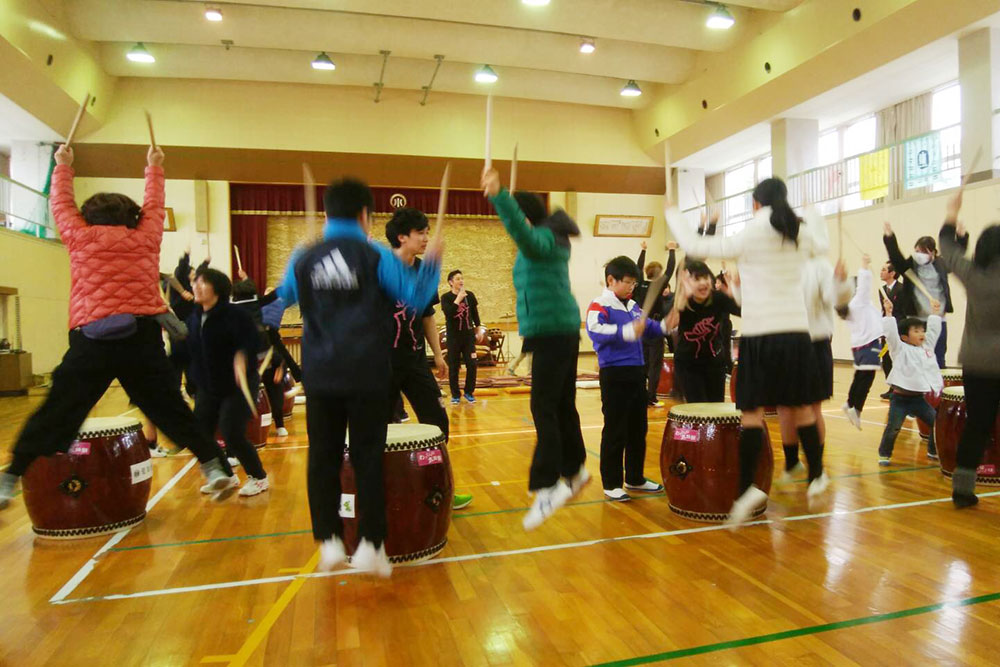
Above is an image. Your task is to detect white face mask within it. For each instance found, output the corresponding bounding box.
[913,252,932,266]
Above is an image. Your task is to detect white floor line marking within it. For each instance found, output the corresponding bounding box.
[52,489,1000,605]
[824,412,921,434]
[49,457,197,603]
[449,421,667,439]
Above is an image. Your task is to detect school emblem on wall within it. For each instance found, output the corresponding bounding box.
[390,193,407,209]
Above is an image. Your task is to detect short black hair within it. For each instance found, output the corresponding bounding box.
[685,259,713,280]
[898,316,926,339]
[604,256,639,281]
[974,224,1000,270]
[513,191,547,225]
[914,236,937,255]
[883,261,897,277]
[323,178,374,220]
[385,207,429,248]
[195,267,232,302]
[447,269,463,282]
[81,193,142,228]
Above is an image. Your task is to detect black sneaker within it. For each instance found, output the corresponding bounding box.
[952,492,979,509]
[880,390,892,400]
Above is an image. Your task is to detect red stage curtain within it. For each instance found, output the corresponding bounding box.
[230,214,268,290]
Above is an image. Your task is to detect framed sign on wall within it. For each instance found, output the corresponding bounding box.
[593,215,653,238]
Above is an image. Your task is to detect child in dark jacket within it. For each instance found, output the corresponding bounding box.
[586,256,667,500]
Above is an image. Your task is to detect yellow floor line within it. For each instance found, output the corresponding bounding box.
[202,550,320,666]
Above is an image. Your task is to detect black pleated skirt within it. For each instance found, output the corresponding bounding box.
[736,333,823,410]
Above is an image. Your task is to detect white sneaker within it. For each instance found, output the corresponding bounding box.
[779,461,806,486]
[294,395,306,405]
[842,403,862,430]
[725,485,768,528]
[318,537,346,572]
[604,488,631,501]
[522,481,573,531]
[284,383,303,399]
[567,464,591,498]
[228,457,241,468]
[624,479,664,492]
[201,474,239,495]
[806,472,830,498]
[351,539,393,578]
[239,476,269,497]
[275,427,289,437]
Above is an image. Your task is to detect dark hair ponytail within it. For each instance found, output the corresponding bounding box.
[753,178,799,244]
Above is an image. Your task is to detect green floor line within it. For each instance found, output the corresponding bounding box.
[108,464,941,552]
[589,590,1000,666]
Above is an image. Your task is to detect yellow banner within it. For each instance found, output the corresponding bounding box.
[859,148,889,200]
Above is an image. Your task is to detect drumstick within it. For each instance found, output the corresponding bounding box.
[257,346,274,377]
[144,109,157,149]
[64,93,91,147]
[509,142,518,192]
[484,93,493,170]
[234,245,243,273]
[961,146,983,189]
[664,142,673,203]
[641,271,668,321]
[837,203,843,260]
[303,162,318,241]
[432,162,450,245]
[842,228,865,254]
[904,268,936,303]
[237,370,258,418]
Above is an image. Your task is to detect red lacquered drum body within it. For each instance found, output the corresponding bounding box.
[22,417,152,539]
[729,362,776,416]
[918,369,962,440]
[657,354,675,396]
[216,385,272,451]
[935,386,1000,484]
[474,325,488,346]
[660,403,773,522]
[340,424,453,563]
[281,370,295,420]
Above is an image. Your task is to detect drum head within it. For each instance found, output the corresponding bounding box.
[663,353,674,360]
[387,423,443,443]
[942,368,963,382]
[669,402,741,422]
[943,386,965,400]
[78,416,143,438]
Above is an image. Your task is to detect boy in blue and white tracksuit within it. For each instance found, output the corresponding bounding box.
[587,256,667,501]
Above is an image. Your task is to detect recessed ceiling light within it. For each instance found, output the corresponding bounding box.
[126,42,155,63]
[475,64,498,84]
[706,5,735,29]
[205,7,223,22]
[620,79,642,97]
[311,52,336,70]
[522,0,550,5]
[579,38,596,54]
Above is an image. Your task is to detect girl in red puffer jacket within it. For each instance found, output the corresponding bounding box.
[0,144,234,507]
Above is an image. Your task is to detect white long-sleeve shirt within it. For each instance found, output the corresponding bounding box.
[803,256,852,342]
[848,268,883,348]
[883,314,943,394]
[665,205,828,337]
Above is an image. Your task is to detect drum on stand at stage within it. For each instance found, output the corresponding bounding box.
[934,386,1000,485]
[21,417,153,539]
[728,361,777,416]
[217,385,272,452]
[281,370,295,420]
[917,368,963,440]
[474,325,488,346]
[657,353,675,396]
[340,423,453,564]
[660,403,773,522]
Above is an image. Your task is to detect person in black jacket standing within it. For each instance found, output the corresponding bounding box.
[440,270,481,404]
[187,268,269,498]
[275,178,441,576]
[634,241,677,406]
[878,261,904,398]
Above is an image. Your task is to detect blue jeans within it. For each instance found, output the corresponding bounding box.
[879,393,937,458]
[935,320,947,369]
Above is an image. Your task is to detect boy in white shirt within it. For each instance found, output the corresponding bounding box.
[841,255,885,429]
[878,298,943,465]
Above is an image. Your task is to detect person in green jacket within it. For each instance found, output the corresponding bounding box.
[482,167,589,530]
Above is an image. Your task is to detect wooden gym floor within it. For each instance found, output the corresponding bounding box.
[0,360,998,666]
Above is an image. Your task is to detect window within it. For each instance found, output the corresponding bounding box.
[843,116,876,158]
[757,156,772,181]
[818,131,839,166]
[932,83,962,191]
[724,161,755,197]
[931,84,961,130]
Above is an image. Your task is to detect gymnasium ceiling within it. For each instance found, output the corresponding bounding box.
[53,0,805,109]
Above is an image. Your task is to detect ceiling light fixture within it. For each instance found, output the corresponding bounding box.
[579,38,596,54]
[205,6,223,22]
[706,4,735,30]
[126,42,155,63]
[311,52,336,70]
[522,0,550,6]
[475,64,498,84]
[620,79,642,97]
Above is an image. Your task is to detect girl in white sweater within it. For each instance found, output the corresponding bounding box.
[666,178,829,525]
[839,255,885,430]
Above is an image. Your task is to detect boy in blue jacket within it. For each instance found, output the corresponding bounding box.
[586,256,667,500]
